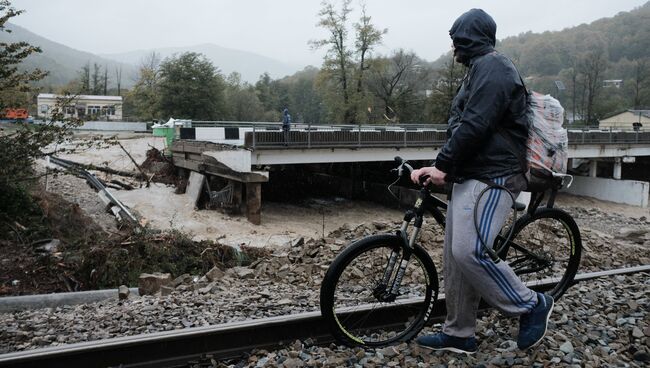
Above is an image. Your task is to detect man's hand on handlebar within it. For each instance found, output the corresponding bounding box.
[411,166,447,186]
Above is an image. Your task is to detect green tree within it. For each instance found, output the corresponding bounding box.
[78,62,91,94]
[0,0,46,110]
[311,0,354,123]
[129,51,161,121]
[311,0,386,124]
[424,56,466,124]
[255,72,278,113]
[0,0,82,232]
[354,4,386,97]
[632,58,649,109]
[284,66,325,124]
[157,52,226,120]
[223,72,267,121]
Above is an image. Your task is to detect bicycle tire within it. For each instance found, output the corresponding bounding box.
[320,234,438,347]
[495,207,581,300]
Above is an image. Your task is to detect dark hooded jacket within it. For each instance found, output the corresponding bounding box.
[435,9,528,180]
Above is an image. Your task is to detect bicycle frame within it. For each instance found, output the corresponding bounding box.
[378,181,560,301]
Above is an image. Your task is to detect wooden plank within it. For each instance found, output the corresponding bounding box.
[172,157,202,172]
[172,157,268,183]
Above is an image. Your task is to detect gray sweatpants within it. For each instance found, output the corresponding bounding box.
[442,176,537,338]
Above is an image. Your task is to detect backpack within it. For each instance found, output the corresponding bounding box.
[524,91,569,191]
[499,81,569,192]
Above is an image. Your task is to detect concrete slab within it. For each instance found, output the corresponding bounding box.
[203,150,252,173]
[186,171,206,208]
[562,176,649,207]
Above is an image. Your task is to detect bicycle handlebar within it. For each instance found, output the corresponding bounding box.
[393,156,457,186]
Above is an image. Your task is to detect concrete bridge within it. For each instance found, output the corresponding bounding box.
[172,123,650,223]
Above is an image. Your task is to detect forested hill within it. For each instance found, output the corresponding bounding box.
[427,2,650,121]
[496,2,650,80]
[0,23,137,88]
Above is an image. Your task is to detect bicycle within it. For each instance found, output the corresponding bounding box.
[319,157,582,347]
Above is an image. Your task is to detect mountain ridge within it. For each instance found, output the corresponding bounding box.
[100,42,301,82]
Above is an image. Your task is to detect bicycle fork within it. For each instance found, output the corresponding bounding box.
[375,211,422,302]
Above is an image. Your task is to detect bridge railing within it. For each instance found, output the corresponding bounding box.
[241,123,650,149]
[243,124,448,149]
[568,130,650,144]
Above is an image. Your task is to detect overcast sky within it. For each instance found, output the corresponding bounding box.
[10,0,649,67]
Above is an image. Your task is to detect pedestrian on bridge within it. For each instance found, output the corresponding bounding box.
[410,8,554,354]
[282,108,292,145]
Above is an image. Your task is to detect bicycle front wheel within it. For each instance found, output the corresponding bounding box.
[320,234,438,347]
[496,207,581,300]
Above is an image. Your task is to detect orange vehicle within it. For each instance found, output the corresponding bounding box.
[1,108,31,122]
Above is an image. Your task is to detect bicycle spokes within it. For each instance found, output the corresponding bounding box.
[506,241,553,275]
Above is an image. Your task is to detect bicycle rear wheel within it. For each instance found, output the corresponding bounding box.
[320,234,438,347]
[495,207,581,300]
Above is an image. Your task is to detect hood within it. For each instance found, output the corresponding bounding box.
[449,9,496,63]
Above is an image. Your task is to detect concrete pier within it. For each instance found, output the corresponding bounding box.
[562,176,649,207]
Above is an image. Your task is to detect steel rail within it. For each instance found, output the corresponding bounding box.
[1,265,648,368]
[49,156,138,224]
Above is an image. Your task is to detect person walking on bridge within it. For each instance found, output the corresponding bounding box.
[410,8,553,354]
[282,108,292,145]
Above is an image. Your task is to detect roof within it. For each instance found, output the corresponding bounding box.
[37,93,122,102]
[600,109,650,120]
[628,110,650,118]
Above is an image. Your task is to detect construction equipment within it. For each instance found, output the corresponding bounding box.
[1,108,33,123]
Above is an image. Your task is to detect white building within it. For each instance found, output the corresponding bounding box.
[37,93,123,121]
[599,110,650,129]
[603,79,624,88]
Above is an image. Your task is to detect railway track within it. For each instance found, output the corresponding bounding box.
[1,265,648,368]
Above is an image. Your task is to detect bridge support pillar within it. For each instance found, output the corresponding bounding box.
[589,160,598,178]
[246,182,262,225]
[613,158,622,180]
[231,181,243,213]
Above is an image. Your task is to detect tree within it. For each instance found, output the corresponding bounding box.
[286,66,326,124]
[255,72,278,112]
[0,0,47,109]
[114,66,122,95]
[103,65,108,95]
[354,4,386,96]
[311,0,354,123]
[128,51,161,120]
[311,0,386,124]
[224,72,266,121]
[579,44,608,124]
[78,62,91,94]
[632,58,649,109]
[425,56,466,124]
[367,49,428,123]
[157,52,226,120]
[0,0,82,232]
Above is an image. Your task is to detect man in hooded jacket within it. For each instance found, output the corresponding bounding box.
[410,8,554,353]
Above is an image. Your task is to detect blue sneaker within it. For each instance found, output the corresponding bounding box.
[416,332,477,354]
[518,292,554,350]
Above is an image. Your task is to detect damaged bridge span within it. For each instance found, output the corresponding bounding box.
[171,124,650,224]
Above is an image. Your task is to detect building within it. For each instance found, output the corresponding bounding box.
[37,94,123,121]
[603,79,624,88]
[599,110,650,130]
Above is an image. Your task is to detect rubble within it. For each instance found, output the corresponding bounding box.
[137,273,172,296]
